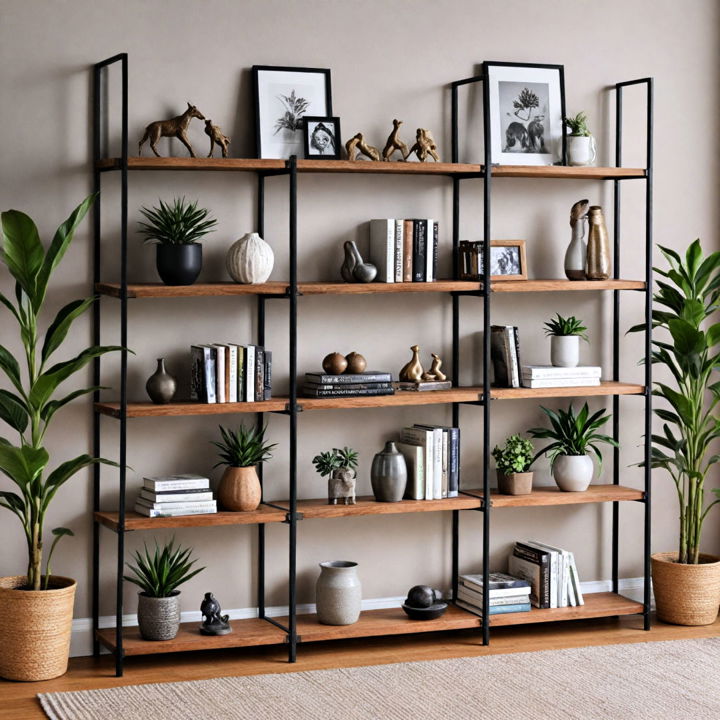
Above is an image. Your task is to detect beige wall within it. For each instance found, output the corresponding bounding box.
[1,0,718,633]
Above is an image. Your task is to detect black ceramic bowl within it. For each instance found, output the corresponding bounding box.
[402,601,448,621]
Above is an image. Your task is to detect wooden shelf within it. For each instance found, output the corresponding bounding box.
[490,166,645,180]
[95,399,289,418]
[489,381,644,400]
[96,282,291,298]
[462,484,644,508]
[489,279,645,293]
[296,495,481,518]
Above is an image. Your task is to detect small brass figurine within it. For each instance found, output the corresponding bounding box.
[138,102,206,158]
[425,353,447,382]
[408,128,440,162]
[399,345,424,382]
[204,119,231,158]
[200,592,232,636]
[382,119,409,161]
[346,133,380,161]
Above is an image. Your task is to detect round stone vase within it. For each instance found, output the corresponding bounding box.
[137,591,181,641]
[145,358,177,404]
[226,232,274,284]
[217,465,261,512]
[552,454,594,492]
[316,561,361,625]
[370,441,408,502]
[550,335,580,368]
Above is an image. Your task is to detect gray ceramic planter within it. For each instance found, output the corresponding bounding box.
[137,591,181,641]
[316,561,361,625]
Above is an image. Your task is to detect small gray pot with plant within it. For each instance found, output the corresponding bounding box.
[492,434,535,495]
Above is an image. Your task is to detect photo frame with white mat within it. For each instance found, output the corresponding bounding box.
[303,116,341,159]
[252,65,332,159]
[485,61,566,166]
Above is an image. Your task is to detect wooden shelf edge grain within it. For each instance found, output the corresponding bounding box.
[491,165,645,179]
[299,387,484,410]
[490,381,645,400]
[461,484,644,508]
[490,279,646,293]
[295,494,482,519]
[94,399,289,418]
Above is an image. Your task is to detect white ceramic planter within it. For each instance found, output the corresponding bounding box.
[550,335,580,367]
[567,135,596,166]
[552,454,594,492]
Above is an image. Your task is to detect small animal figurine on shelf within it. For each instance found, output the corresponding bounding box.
[423,353,447,382]
[200,592,232,635]
[204,119,231,158]
[399,345,424,382]
[138,102,206,157]
[408,128,441,162]
[382,119,409,161]
[340,240,378,283]
[313,447,359,506]
[345,133,380,161]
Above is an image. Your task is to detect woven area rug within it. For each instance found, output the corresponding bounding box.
[39,637,720,720]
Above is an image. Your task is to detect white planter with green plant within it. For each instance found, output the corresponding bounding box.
[544,313,589,368]
[0,196,120,680]
[492,434,534,495]
[564,112,596,166]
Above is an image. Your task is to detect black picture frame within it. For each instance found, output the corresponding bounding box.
[483,61,566,166]
[302,116,341,160]
[252,65,333,159]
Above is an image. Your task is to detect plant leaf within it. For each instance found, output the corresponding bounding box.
[41,296,96,363]
[0,209,44,300]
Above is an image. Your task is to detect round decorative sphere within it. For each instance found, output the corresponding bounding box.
[345,352,367,374]
[322,352,348,375]
[406,585,436,608]
[226,232,274,284]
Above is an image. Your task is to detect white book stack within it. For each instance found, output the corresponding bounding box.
[135,474,217,518]
[521,365,601,389]
[455,572,532,617]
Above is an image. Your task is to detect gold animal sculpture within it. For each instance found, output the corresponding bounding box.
[399,345,424,382]
[204,119,231,158]
[138,103,206,158]
[425,353,447,382]
[345,133,380,161]
[408,128,441,162]
[382,119,409,161]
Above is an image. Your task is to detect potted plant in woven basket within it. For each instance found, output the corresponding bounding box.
[0,196,120,681]
[629,240,720,625]
[492,434,535,495]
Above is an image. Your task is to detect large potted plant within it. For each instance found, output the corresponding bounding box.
[630,240,720,625]
[0,196,120,681]
[528,403,618,492]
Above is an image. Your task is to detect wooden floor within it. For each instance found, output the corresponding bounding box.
[2,614,719,719]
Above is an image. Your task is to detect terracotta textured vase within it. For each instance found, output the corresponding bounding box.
[218,465,261,511]
[316,561,361,625]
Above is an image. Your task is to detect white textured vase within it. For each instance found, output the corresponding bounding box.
[567,135,597,166]
[552,454,594,492]
[550,335,580,367]
[316,561,361,625]
[226,232,274,284]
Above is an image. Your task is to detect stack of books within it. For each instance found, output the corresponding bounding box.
[508,540,584,608]
[369,218,439,283]
[455,572,532,616]
[134,474,217,518]
[191,344,271,404]
[303,371,394,398]
[490,325,521,387]
[521,365,601,389]
[398,423,460,499]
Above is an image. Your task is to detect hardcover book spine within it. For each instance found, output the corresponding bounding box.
[304,373,393,384]
[304,382,393,391]
[394,219,404,282]
[255,346,265,403]
[521,365,602,379]
[521,378,601,389]
[490,326,510,387]
[448,427,460,497]
[412,220,426,282]
[237,345,245,402]
[510,326,521,388]
[513,544,550,608]
[245,345,256,402]
[397,442,424,500]
[431,221,439,281]
[227,344,238,403]
[213,345,226,403]
[424,219,434,282]
[303,387,394,398]
[264,350,272,400]
[369,219,395,283]
[402,219,414,282]
[202,346,217,403]
[190,345,206,402]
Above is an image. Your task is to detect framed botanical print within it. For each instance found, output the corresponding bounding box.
[252,65,332,159]
[303,116,341,159]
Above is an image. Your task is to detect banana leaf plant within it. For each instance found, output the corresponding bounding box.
[629,239,720,564]
[0,195,121,590]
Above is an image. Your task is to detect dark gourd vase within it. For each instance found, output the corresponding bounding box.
[156,244,202,286]
[371,441,408,502]
[145,358,177,404]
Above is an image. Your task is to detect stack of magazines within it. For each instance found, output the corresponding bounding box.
[134,474,217,518]
[455,572,531,616]
[303,370,394,398]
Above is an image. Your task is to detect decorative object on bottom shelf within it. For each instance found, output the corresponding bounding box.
[492,435,534,496]
[312,447,358,506]
[200,592,232,636]
[340,240,378,283]
[563,112,596,166]
[145,357,177,404]
[585,205,611,280]
[226,232,274,284]
[564,199,589,280]
[316,561,361,625]
[370,441,408,502]
[456,571,532,616]
[402,585,447,620]
[124,540,205,641]
[212,424,276,512]
[543,313,588,368]
[135,474,216,518]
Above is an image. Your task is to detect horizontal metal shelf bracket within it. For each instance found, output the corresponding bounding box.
[451,290,486,298]
[284,511,304,524]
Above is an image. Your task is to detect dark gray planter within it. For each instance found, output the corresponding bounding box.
[371,441,408,502]
[156,244,202,285]
[137,591,181,641]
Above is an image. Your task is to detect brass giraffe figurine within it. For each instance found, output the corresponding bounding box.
[138,103,206,157]
[382,119,409,161]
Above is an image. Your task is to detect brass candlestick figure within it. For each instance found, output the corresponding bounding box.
[204,119,231,158]
[382,119,409,161]
[138,102,206,157]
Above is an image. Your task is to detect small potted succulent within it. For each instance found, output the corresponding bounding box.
[492,434,535,495]
[138,196,217,286]
[312,447,358,505]
[563,112,596,166]
[124,539,204,641]
[544,313,589,368]
[212,424,276,511]
[528,402,618,492]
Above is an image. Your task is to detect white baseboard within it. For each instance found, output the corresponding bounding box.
[70,577,651,657]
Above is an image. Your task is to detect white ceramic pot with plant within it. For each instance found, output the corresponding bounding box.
[528,402,618,492]
[491,434,534,495]
[544,313,589,368]
[564,112,596,166]
[0,196,120,681]
[629,240,720,625]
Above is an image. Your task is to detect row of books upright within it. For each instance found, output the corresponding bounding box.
[134,474,217,518]
[369,218,439,283]
[397,423,460,500]
[191,344,272,403]
[455,572,532,616]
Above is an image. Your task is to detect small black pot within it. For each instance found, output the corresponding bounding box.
[156,244,202,285]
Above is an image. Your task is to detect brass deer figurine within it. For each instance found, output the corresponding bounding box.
[382,119,409,161]
[204,119,231,158]
[138,102,206,157]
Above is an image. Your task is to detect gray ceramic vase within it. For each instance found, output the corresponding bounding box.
[371,441,408,502]
[145,358,177,404]
[316,561,361,625]
[137,591,181,641]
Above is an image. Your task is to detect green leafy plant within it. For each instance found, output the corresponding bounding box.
[312,447,359,477]
[528,403,618,473]
[628,240,720,564]
[492,435,534,475]
[0,195,121,590]
[124,539,204,598]
[543,313,589,341]
[211,424,276,468]
[564,112,591,137]
[138,197,217,245]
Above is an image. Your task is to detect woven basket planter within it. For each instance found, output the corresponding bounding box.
[652,552,720,626]
[0,575,76,681]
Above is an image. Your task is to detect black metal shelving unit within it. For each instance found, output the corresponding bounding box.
[92,54,653,676]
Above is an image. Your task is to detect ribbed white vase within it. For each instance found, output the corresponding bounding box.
[226,232,274,284]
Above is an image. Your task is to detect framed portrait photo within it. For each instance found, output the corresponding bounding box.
[303,116,341,159]
[484,61,565,166]
[252,65,332,159]
[459,240,527,282]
